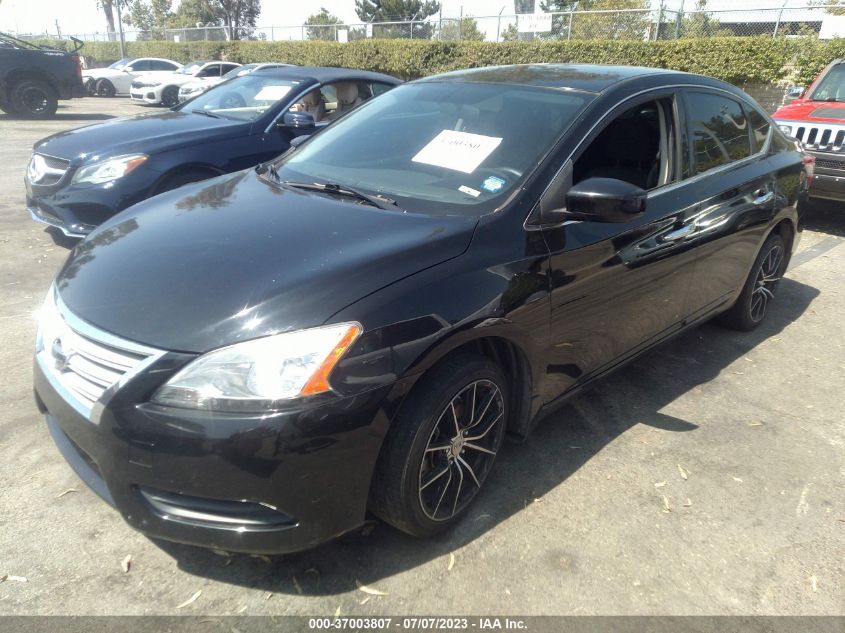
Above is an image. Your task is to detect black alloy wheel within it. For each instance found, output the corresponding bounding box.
[370,354,508,537]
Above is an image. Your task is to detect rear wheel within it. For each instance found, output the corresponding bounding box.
[370,354,508,537]
[161,85,179,107]
[719,233,787,331]
[96,79,116,98]
[9,79,58,119]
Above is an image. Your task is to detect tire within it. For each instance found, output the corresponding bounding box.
[718,233,787,331]
[160,85,179,108]
[0,101,17,115]
[96,78,116,98]
[154,168,215,195]
[370,353,508,537]
[85,78,97,96]
[9,79,58,119]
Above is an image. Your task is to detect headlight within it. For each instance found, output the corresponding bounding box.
[151,322,362,412]
[778,124,792,135]
[71,154,148,185]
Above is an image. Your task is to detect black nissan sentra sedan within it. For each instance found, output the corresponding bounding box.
[25,66,400,238]
[34,64,809,554]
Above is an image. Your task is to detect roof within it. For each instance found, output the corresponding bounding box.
[417,64,687,94]
[250,65,401,85]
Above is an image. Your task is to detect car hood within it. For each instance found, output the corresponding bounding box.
[772,99,845,124]
[180,77,223,91]
[55,170,478,353]
[33,110,248,162]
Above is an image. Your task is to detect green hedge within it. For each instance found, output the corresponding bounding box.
[29,36,845,86]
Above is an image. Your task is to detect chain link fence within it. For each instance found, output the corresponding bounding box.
[14,5,845,44]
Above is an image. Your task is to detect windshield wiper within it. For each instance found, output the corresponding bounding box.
[282,181,398,210]
[192,109,223,118]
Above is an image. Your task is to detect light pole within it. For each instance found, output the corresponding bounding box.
[115,0,126,57]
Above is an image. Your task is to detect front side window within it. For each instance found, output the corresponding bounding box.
[197,64,221,78]
[275,81,591,216]
[574,98,676,191]
[128,59,151,72]
[150,60,179,71]
[688,92,751,174]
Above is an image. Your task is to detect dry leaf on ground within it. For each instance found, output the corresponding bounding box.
[356,579,388,596]
[121,555,132,573]
[447,553,455,571]
[677,464,689,480]
[56,488,78,498]
[175,590,202,609]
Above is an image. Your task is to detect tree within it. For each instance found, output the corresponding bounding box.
[436,17,485,41]
[305,7,343,41]
[679,0,733,38]
[122,0,173,40]
[170,0,221,27]
[355,0,440,39]
[500,22,518,41]
[216,0,261,40]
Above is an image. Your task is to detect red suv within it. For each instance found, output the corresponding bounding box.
[772,60,845,203]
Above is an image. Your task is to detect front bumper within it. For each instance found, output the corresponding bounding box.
[26,165,162,238]
[34,354,393,554]
[130,88,162,105]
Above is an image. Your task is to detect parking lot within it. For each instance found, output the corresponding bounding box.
[0,97,842,616]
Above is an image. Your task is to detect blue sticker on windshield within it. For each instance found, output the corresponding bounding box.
[482,176,506,193]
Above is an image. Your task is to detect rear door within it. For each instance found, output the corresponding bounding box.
[679,90,779,319]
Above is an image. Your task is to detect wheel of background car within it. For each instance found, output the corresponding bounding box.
[154,168,217,195]
[369,353,508,537]
[9,78,58,119]
[0,101,18,115]
[85,78,97,96]
[218,92,246,109]
[96,78,116,98]
[161,85,179,108]
[719,232,787,331]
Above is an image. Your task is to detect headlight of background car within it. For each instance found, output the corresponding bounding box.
[151,323,362,412]
[71,154,148,185]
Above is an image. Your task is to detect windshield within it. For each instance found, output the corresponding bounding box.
[109,58,132,69]
[179,74,301,121]
[809,64,845,101]
[178,62,207,75]
[274,81,591,216]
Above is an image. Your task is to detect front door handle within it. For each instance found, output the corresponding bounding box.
[661,223,696,242]
[753,190,775,206]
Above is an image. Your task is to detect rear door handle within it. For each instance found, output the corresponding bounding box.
[661,223,696,242]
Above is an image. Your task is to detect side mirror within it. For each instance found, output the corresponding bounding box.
[282,111,315,130]
[563,177,647,223]
[787,86,805,99]
[124,66,134,73]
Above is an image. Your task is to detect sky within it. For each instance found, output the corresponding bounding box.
[0,0,821,38]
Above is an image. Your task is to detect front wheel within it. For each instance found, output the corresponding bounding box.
[719,233,787,331]
[96,78,116,98]
[160,85,179,107]
[370,354,508,537]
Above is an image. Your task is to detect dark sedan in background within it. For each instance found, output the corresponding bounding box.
[34,64,809,554]
[25,66,400,238]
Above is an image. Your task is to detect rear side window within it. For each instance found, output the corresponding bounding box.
[687,92,751,174]
[746,107,771,151]
[150,60,179,71]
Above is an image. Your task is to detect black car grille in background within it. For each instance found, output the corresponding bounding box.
[814,157,845,171]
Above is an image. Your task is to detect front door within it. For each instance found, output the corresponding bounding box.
[540,93,701,399]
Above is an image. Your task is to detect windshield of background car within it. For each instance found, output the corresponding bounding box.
[808,64,845,101]
[109,58,132,69]
[178,62,205,75]
[274,81,591,216]
[223,63,259,79]
[180,75,302,121]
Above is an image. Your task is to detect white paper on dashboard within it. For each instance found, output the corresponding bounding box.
[412,130,503,174]
[254,85,292,101]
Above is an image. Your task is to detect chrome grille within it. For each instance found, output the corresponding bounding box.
[814,157,845,171]
[27,153,70,186]
[36,289,164,421]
